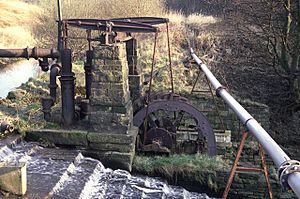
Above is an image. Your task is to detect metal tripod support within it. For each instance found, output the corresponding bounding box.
[190,63,225,132]
[222,131,273,199]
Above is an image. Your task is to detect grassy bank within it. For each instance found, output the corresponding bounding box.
[0,62,85,133]
[133,154,229,191]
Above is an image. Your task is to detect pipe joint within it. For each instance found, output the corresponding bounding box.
[278,160,300,190]
[216,86,227,98]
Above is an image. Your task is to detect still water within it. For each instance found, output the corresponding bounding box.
[0,60,40,98]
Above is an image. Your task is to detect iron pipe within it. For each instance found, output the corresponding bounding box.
[84,50,93,99]
[49,64,61,103]
[59,49,75,126]
[191,48,300,197]
[57,0,63,53]
[41,97,53,121]
[0,47,59,59]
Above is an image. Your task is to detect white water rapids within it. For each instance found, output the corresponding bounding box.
[0,141,213,199]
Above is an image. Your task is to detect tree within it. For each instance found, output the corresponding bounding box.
[229,0,300,114]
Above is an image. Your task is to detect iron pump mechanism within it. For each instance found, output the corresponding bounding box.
[0,3,217,156]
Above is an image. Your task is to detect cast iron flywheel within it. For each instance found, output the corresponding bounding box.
[132,92,217,156]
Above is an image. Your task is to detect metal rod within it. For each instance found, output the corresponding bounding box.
[223,131,248,199]
[84,50,93,99]
[191,48,300,197]
[143,32,158,144]
[166,22,174,93]
[259,144,274,199]
[57,0,63,52]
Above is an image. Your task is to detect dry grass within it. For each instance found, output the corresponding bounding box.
[31,0,165,50]
[0,0,222,92]
[186,13,218,27]
[0,0,41,48]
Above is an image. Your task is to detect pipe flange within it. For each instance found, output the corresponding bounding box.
[216,86,227,98]
[278,160,300,190]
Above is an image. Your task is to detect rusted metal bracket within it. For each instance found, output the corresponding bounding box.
[222,131,273,199]
[63,19,159,33]
[111,17,169,25]
[61,17,168,45]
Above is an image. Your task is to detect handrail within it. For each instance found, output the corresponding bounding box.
[191,48,300,197]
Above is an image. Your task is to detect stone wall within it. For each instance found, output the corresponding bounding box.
[180,93,298,198]
[185,93,270,142]
[173,169,296,199]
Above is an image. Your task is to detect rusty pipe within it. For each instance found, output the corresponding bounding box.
[0,47,59,59]
[0,121,14,133]
[59,49,75,126]
[49,64,61,103]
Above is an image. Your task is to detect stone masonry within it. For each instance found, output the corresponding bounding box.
[26,43,139,171]
[87,43,138,171]
[90,43,133,133]
[125,38,143,101]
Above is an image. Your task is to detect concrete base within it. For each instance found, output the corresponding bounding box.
[0,163,27,196]
[26,127,139,171]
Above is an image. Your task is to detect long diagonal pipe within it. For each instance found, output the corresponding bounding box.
[191,48,300,197]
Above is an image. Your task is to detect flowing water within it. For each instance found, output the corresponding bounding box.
[0,60,40,98]
[0,141,213,199]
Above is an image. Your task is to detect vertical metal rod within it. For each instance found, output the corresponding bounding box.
[57,0,63,52]
[166,22,174,93]
[64,23,69,49]
[191,67,200,94]
[204,75,226,131]
[259,144,273,199]
[143,32,158,144]
[191,48,300,197]
[85,50,93,99]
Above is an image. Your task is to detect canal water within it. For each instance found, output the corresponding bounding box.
[0,60,40,98]
[0,141,213,198]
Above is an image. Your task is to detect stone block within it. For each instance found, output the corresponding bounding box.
[89,143,135,153]
[0,163,26,195]
[90,107,132,126]
[90,101,132,114]
[92,59,128,72]
[82,151,134,171]
[93,43,126,60]
[26,129,88,146]
[87,127,138,144]
[92,124,131,134]
[90,88,130,106]
[92,70,128,83]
